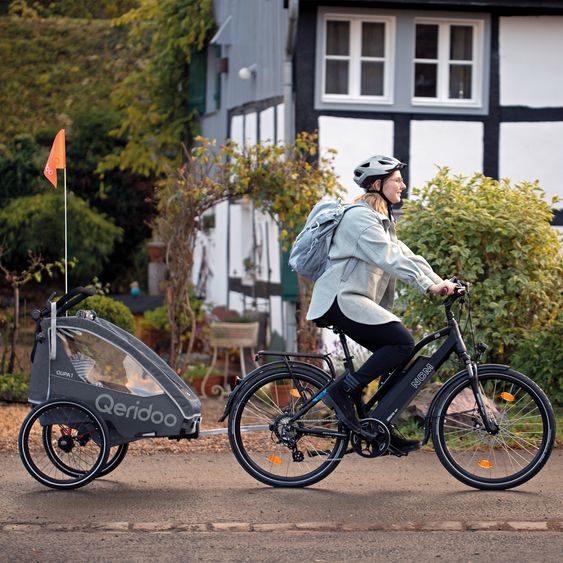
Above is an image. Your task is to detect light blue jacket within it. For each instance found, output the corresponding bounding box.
[306,202,443,325]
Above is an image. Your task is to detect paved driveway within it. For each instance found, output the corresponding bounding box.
[1,449,562,561]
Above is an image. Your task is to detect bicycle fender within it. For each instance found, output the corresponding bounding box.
[422,363,510,445]
[217,360,332,422]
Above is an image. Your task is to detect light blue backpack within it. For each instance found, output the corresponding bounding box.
[288,200,362,281]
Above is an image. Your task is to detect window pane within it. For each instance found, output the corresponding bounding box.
[362,22,385,57]
[61,329,164,396]
[450,26,473,60]
[449,64,472,99]
[326,20,350,56]
[414,63,437,97]
[415,24,438,59]
[326,60,349,94]
[361,61,384,95]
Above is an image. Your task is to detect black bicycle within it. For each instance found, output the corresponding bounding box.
[221,280,555,490]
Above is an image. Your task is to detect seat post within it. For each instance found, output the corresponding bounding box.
[335,329,355,374]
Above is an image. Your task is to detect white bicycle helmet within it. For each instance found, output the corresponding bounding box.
[353,155,406,189]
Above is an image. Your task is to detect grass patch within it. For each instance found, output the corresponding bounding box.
[396,408,563,449]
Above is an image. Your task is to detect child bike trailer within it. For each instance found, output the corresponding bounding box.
[19,287,202,490]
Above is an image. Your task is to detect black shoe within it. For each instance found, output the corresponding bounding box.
[389,427,421,453]
[323,377,371,437]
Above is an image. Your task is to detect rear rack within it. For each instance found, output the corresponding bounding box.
[255,350,338,379]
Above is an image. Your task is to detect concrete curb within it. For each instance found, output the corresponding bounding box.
[1,521,562,534]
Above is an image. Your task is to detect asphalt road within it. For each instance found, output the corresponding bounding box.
[1,448,562,562]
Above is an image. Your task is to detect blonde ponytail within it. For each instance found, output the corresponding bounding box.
[354,191,388,215]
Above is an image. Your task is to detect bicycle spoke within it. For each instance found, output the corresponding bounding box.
[435,373,553,489]
[230,371,347,486]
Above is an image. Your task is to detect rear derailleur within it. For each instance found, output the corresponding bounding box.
[270,413,305,462]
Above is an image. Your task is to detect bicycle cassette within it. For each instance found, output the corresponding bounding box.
[350,418,390,458]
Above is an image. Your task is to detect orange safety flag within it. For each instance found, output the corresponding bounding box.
[43,129,66,188]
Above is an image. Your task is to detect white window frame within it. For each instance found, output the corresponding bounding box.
[412,17,484,107]
[322,14,395,104]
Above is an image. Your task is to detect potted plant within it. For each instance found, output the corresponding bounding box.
[147,239,166,263]
[271,380,295,408]
[183,364,224,397]
[139,306,171,354]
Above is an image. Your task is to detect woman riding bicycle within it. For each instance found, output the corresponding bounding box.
[307,155,456,452]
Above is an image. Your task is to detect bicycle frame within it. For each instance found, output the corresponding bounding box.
[286,289,499,439]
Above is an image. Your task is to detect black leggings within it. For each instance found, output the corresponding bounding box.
[322,299,415,387]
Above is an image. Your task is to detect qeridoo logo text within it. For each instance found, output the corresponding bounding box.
[411,363,434,389]
[95,394,177,427]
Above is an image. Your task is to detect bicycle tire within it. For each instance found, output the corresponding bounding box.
[432,368,555,490]
[19,399,109,490]
[228,367,348,487]
[97,443,129,477]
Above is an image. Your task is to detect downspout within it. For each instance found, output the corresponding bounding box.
[284,0,299,144]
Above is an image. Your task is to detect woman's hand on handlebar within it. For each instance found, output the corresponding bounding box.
[428,279,458,296]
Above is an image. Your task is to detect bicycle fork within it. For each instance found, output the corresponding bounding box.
[464,357,499,435]
[452,319,499,435]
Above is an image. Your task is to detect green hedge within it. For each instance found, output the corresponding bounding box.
[69,294,135,334]
[0,16,133,142]
[398,170,562,376]
[512,312,563,406]
[0,372,29,403]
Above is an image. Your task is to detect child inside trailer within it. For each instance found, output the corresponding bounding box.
[58,328,163,396]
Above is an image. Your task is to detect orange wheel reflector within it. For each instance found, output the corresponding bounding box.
[267,455,282,465]
[499,392,516,402]
[478,459,493,469]
[289,389,301,398]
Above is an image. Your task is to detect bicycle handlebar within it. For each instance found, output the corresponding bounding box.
[31,286,98,321]
[442,278,470,308]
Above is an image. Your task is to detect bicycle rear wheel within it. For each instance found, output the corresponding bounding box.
[432,369,555,490]
[228,368,348,487]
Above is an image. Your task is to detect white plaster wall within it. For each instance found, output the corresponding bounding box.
[319,116,394,201]
[230,114,244,145]
[276,103,285,144]
[499,121,563,202]
[244,112,257,147]
[198,200,229,308]
[259,106,275,143]
[228,201,254,279]
[269,295,283,337]
[499,17,563,108]
[228,291,245,314]
[409,121,483,191]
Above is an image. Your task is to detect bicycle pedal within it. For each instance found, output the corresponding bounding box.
[387,445,409,458]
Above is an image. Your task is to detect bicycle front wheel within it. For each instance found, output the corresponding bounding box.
[432,369,555,490]
[228,368,348,487]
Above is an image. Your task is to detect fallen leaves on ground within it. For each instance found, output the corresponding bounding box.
[0,398,233,455]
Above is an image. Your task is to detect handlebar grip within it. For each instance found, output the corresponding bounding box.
[55,286,96,310]
[56,286,98,316]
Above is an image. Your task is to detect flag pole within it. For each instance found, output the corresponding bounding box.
[63,167,68,294]
[43,129,67,293]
